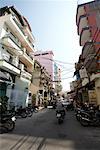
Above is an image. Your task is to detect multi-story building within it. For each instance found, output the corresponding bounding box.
[75,0,100,105]
[30,60,52,106]
[34,50,54,83]
[34,50,56,104]
[54,62,62,94]
[0,6,35,108]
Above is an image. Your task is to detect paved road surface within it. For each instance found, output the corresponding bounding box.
[0,109,100,150]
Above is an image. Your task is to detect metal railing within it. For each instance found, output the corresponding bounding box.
[4,33,22,49]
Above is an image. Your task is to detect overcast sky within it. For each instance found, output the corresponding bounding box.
[0,0,89,91]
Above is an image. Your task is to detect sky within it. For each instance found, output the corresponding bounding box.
[0,0,88,91]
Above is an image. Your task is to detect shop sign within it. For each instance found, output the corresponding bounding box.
[79,67,88,79]
[88,90,97,104]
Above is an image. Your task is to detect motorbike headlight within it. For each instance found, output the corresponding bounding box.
[57,114,61,117]
[12,116,16,121]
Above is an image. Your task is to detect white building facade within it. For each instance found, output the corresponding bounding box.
[0,6,35,108]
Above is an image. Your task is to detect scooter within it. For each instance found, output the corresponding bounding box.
[15,106,27,118]
[26,106,33,117]
[80,109,100,127]
[75,107,85,121]
[0,112,16,133]
[56,110,65,124]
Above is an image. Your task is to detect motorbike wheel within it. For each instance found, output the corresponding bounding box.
[58,118,63,124]
[80,118,89,127]
[34,109,38,113]
[27,112,33,117]
[5,120,15,131]
[75,114,80,121]
[21,112,27,118]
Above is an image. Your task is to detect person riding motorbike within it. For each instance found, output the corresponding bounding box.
[56,101,66,117]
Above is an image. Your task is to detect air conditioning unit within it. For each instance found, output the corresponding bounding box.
[19,64,24,71]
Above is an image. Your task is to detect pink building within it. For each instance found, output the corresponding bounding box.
[34,51,54,81]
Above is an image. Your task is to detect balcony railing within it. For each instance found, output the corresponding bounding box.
[25,36,34,49]
[0,50,10,62]
[21,68,32,81]
[5,33,22,49]
[13,17,25,36]
[13,17,34,49]
[25,49,33,60]
[76,3,85,25]
[84,54,97,73]
[78,14,88,35]
[82,42,95,58]
[80,26,91,46]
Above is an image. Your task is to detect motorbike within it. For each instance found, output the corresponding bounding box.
[56,110,65,124]
[15,106,27,118]
[75,107,85,121]
[32,105,38,113]
[0,112,16,133]
[26,106,33,117]
[80,107,100,127]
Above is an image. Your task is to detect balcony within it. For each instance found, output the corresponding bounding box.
[80,26,91,46]
[78,14,88,35]
[20,70,32,81]
[1,34,23,56]
[82,78,89,86]
[82,42,95,58]
[5,14,34,52]
[90,72,100,81]
[84,54,97,73]
[0,60,20,75]
[19,50,34,66]
[23,26,35,43]
[76,5,85,25]
[0,50,10,62]
[0,50,19,68]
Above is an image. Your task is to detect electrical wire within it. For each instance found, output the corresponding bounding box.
[61,76,73,80]
[35,56,74,65]
[61,70,75,76]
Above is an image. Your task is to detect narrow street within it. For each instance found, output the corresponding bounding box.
[0,109,100,150]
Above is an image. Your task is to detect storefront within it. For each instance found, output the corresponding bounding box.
[0,71,12,97]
